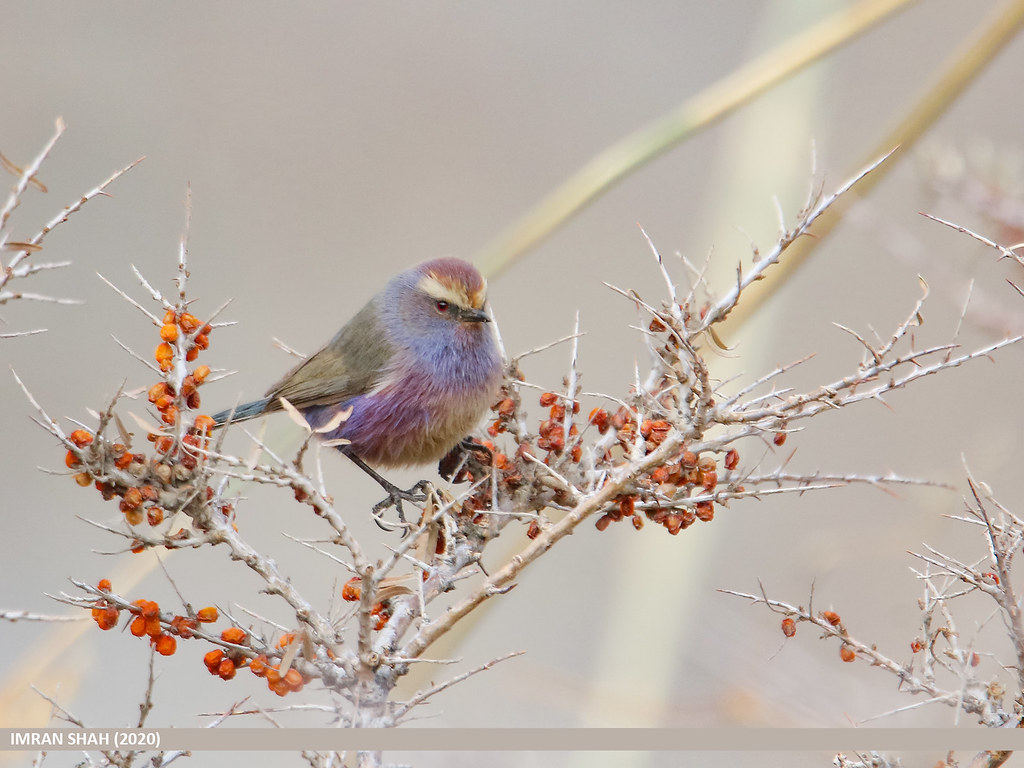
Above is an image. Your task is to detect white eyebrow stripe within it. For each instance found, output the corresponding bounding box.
[418,275,471,306]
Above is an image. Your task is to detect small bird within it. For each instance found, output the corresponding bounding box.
[213,257,503,507]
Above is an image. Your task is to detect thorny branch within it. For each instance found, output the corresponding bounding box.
[0,119,142,337]
[724,215,1024,754]
[12,143,1024,768]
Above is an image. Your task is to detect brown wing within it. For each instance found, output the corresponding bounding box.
[262,298,395,412]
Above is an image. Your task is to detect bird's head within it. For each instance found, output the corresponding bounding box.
[387,258,492,345]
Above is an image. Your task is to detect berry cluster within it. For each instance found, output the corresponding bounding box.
[90,576,311,697]
[63,307,224,536]
[342,576,393,631]
[89,579,218,659]
[485,387,747,539]
[778,608,858,663]
[202,629,307,696]
[596,446,733,535]
[155,311,210,371]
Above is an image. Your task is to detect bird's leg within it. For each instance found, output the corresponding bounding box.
[342,449,427,529]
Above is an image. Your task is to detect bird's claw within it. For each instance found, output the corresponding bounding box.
[371,479,430,532]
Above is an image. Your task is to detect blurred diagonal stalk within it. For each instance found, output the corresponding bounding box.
[476,0,1024,336]
[474,0,922,278]
[723,0,1024,334]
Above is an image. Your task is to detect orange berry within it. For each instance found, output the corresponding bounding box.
[65,450,80,468]
[163,310,176,325]
[217,658,236,680]
[171,615,197,639]
[265,665,282,686]
[611,407,635,429]
[97,579,112,592]
[69,429,94,448]
[269,677,290,697]
[194,415,215,434]
[595,514,612,532]
[773,432,787,446]
[130,540,145,554]
[155,342,174,365]
[701,471,718,492]
[179,313,200,333]
[203,649,224,673]
[153,633,176,656]
[631,516,643,531]
[122,487,143,509]
[146,507,165,526]
[695,501,714,521]
[283,668,304,692]
[539,392,558,407]
[160,324,179,342]
[822,610,841,626]
[74,472,92,486]
[148,382,170,403]
[185,347,199,362]
[276,632,296,649]
[526,520,541,539]
[197,606,219,623]
[680,451,697,469]
[496,398,515,417]
[154,435,174,453]
[341,577,361,602]
[130,615,147,637]
[193,365,211,384]
[114,451,133,469]
[161,405,179,425]
[123,507,144,526]
[725,449,739,470]
[193,333,209,350]
[94,606,119,630]
[839,645,856,663]
[781,618,796,638]
[221,627,248,645]
[249,655,268,677]
[910,639,922,653]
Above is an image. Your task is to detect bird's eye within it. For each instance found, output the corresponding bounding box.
[436,300,450,313]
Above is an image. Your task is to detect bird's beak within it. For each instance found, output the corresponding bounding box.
[460,307,490,323]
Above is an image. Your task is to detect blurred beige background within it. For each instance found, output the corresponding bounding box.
[3,1,1024,766]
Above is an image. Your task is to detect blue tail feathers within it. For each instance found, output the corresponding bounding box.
[212,397,273,427]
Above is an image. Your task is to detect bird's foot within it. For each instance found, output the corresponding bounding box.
[342,448,429,533]
[370,479,430,531]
